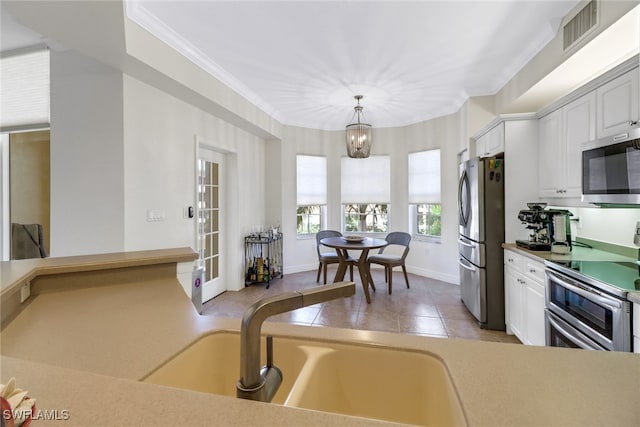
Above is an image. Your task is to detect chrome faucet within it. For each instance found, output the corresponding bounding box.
[236,281,355,402]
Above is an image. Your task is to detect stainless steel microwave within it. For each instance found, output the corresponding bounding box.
[582,127,640,206]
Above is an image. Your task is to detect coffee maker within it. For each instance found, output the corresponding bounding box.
[516,203,572,252]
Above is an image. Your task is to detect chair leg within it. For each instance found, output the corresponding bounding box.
[316,262,322,282]
[384,266,388,283]
[349,264,353,281]
[402,265,410,289]
[387,266,393,295]
[323,263,328,285]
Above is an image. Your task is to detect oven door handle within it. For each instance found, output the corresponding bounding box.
[546,311,603,351]
[458,257,477,272]
[546,271,622,310]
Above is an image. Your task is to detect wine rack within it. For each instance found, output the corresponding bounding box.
[244,231,283,289]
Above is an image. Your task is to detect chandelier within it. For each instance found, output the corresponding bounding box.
[345,95,372,158]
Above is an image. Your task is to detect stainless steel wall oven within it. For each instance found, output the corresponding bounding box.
[544,260,633,352]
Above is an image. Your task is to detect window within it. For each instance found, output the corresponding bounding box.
[341,156,390,233]
[296,155,326,235]
[416,203,441,236]
[343,203,388,232]
[0,49,50,130]
[409,150,441,238]
[297,205,322,234]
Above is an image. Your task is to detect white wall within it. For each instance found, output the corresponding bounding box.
[48,49,269,293]
[277,112,461,284]
[122,75,267,293]
[574,207,640,249]
[49,49,125,256]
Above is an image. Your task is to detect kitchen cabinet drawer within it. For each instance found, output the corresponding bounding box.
[523,259,545,283]
[504,250,522,269]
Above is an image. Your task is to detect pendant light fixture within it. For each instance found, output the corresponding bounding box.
[345,95,372,158]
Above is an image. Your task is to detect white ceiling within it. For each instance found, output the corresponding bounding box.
[7,1,615,131]
[0,7,46,52]
[125,0,582,130]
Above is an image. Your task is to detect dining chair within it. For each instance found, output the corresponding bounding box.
[316,230,354,284]
[367,231,411,294]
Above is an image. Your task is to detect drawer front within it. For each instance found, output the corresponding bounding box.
[524,259,545,283]
[634,302,640,346]
[504,250,522,270]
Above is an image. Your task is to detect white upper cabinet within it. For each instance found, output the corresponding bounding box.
[538,109,563,198]
[538,92,596,199]
[563,91,596,197]
[596,67,639,138]
[475,123,504,158]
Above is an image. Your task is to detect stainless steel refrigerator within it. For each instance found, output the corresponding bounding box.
[458,156,505,331]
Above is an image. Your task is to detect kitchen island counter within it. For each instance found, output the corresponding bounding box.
[1,252,639,426]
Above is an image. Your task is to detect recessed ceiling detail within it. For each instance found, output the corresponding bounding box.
[126,1,580,130]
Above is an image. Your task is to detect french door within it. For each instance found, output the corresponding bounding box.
[197,146,225,302]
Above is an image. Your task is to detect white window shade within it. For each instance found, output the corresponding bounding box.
[296,155,327,205]
[341,156,390,203]
[409,150,441,204]
[0,50,50,130]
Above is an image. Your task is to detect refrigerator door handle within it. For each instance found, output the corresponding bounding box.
[458,257,477,272]
[458,238,475,248]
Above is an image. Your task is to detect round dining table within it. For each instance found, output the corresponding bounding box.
[319,236,388,304]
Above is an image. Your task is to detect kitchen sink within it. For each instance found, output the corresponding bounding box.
[141,332,309,404]
[142,331,466,426]
[284,342,466,426]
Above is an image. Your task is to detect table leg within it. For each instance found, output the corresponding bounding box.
[332,248,349,282]
[357,249,373,304]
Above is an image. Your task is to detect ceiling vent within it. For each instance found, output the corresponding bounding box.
[563,0,598,51]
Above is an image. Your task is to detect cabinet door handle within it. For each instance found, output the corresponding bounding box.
[529,269,536,273]
[629,120,638,126]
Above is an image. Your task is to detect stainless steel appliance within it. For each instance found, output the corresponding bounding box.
[458,156,505,330]
[582,127,640,206]
[544,260,634,352]
[515,203,572,252]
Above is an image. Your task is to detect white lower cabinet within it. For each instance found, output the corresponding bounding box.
[524,280,546,346]
[504,249,546,346]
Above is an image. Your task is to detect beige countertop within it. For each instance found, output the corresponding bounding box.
[503,243,640,304]
[502,242,637,263]
[1,251,640,426]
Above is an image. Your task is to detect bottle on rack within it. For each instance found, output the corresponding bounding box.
[246,258,252,281]
[257,257,264,282]
[250,258,257,282]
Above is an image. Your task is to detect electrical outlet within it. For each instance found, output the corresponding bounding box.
[20,283,30,303]
[574,217,582,230]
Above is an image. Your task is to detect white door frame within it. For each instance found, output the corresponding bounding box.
[196,142,227,302]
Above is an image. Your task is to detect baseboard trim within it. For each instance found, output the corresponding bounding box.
[284,263,459,285]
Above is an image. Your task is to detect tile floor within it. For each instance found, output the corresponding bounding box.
[202,266,521,344]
